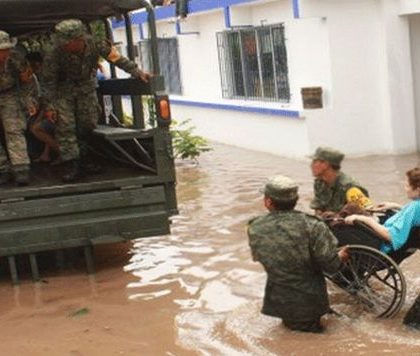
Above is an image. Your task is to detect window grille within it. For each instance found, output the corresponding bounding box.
[217,24,290,102]
[138,37,182,95]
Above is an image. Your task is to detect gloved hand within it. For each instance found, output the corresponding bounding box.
[133,69,152,83]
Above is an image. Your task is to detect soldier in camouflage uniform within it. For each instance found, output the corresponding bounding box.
[310,147,371,214]
[42,19,150,182]
[248,175,349,332]
[0,31,34,186]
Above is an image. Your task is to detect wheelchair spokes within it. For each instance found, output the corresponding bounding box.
[327,245,406,318]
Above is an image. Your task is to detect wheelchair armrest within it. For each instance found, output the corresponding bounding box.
[354,220,380,237]
[330,222,383,250]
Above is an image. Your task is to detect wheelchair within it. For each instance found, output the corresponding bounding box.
[325,219,420,318]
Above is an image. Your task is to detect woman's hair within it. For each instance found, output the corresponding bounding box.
[406,167,420,190]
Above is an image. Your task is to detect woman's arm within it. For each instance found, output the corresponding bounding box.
[344,214,391,242]
[375,201,402,211]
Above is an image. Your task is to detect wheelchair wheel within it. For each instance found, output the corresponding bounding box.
[327,245,406,318]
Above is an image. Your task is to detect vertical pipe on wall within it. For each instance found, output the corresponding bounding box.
[139,23,144,40]
[292,0,300,19]
[224,6,231,28]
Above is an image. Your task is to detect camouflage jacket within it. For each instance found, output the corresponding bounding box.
[310,172,369,212]
[0,50,33,97]
[248,210,341,320]
[42,35,140,99]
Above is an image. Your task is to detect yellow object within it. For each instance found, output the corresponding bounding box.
[107,45,121,63]
[346,187,373,209]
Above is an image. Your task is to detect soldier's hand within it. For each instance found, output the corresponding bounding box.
[338,245,350,263]
[134,69,152,83]
[319,211,336,220]
[44,110,57,123]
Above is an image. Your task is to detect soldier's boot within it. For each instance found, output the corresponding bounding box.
[80,149,103,175]
[81,160,103,175]
[0,171,11,185]
[403,294,420,328]
[15,170,30,186]
[62,160,84,183]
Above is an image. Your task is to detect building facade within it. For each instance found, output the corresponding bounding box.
[113,0,420,158]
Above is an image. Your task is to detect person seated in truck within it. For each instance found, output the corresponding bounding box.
[344,167,420,254]
[26,97,59,163]
[310,146,373,216]
[0,30,36,186]
[42,19,152,183]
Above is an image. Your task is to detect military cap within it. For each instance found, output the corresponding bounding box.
[311,146,344,166]
[261,175,299,202]
[54,19,86,41]
[0,31,16,50]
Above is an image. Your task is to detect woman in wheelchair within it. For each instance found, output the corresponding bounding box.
[323,167,420,318]
[343,167,420,255]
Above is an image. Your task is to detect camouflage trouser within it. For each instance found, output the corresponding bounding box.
[282,318,324,333]
[0,93,30,172]
[55,88,101,162]
[403,293,420,328]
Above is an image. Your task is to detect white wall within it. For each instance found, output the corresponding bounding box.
[409,14,420,151]
[171,105,311,157]
[177,11,225,100]
[299,0,392,154]
[379,0,417,153]
[400,0,420,15]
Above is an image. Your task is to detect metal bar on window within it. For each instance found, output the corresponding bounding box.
[270,26,279,99]
[255,28,264,98]
[238,31,248,98]
[216,32,228,98]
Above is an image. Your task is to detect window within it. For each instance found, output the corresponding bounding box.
[217,24,290,102]
[138,37,182,95]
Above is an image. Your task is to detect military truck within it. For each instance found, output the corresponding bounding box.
[0,0,177,283]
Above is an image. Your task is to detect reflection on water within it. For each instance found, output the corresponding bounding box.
[124,144,420,354]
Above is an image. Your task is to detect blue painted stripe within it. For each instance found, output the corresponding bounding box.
[170,99,301,118]
[292,0,300,19]
[113,0,260,28]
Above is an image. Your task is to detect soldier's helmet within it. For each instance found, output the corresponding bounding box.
[311,146,344,167]
[261,175,299,202]
[0,31,16,50]
[54,19,86,42]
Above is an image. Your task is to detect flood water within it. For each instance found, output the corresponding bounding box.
[1,143,420,355]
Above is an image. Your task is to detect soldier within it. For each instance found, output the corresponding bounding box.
[42,19,151,182]
[248,175,349,333]
[0,30,34,186]
[310,146,372,214]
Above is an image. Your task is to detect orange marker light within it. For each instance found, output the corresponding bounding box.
[158,98,170,120]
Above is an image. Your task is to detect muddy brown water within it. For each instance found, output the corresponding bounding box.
[0,143,420,355]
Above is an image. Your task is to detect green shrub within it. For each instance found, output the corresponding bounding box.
[171,119,212,161]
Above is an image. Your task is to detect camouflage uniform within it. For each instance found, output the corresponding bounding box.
[404,293,420,328]
[0,31,31,180]
[248,176,342,332]
[310,172,369,212]
[42,19,146,162]
[310,147,370,212]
